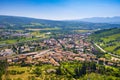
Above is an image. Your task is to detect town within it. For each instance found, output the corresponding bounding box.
[0,33,120,67]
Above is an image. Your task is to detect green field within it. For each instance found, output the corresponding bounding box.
[90,28,120,56]
[0,28,57,45]
[74,29,94,33]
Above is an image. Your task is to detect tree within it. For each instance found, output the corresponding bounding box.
[0,61,7,80]
[98,65,105,74]
[74,63,86,78]
[90,62,96,72]
[56,66,66,75]
[74,67,81,78]
[33,67,41,77]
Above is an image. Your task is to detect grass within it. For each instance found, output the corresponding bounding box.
[101,33,120,43]
[2,66,33,80]
[2,64,57,80]
[0,31,50,45]
[79,73,119,80]
[95,33,120,55]
[0,37,39,45]
[26,27,61,31]
[74,29,92,33]
[0,39,17,44]
[2,61,120,80]
[104,46,117,52]
[8,66,29,71]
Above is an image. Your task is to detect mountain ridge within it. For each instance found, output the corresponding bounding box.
[79,16,120,24]
[0,15,120,30]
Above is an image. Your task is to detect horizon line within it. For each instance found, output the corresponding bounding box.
[0,14,120,21]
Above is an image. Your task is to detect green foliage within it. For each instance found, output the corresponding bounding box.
[9,70,25,75]
[32,67,41,76]
[1,15,120,30]
[2,61,120,80]
[90,28,120,55]
[80,73,120,80]
[0,60,7,80]
[28,76,35,80]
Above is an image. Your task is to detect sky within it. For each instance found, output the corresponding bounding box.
[0,0,120,20]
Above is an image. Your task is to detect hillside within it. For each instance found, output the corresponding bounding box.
[90,28,120,56]
[0,15,120,30]
[79,16,120,24]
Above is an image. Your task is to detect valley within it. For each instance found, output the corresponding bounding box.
[0,16,120,80]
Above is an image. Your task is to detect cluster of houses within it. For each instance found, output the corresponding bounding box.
[6,48,96,66]
[6,48,120,67]
[1,30,31,38]
[0,33,120,67]
[0,49,14,56]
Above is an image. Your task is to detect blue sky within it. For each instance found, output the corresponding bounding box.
[0,0,120,20]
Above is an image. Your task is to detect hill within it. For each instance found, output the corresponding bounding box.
[90,28,120,56]
[0,15,120,30]
[79,16,120,24]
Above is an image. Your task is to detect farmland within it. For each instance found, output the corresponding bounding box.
[90,28,120,56]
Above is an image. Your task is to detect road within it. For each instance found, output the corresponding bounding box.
[34,49,52,56]
[94,43,106,53]
[0,49,53,60]
[94,42,120,58]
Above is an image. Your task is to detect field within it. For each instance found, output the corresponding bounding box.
[0,27,61,45]
[74,29,93,33]
[90,28,120,56]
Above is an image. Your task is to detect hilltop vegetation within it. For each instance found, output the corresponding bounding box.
[90,28,120,56]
